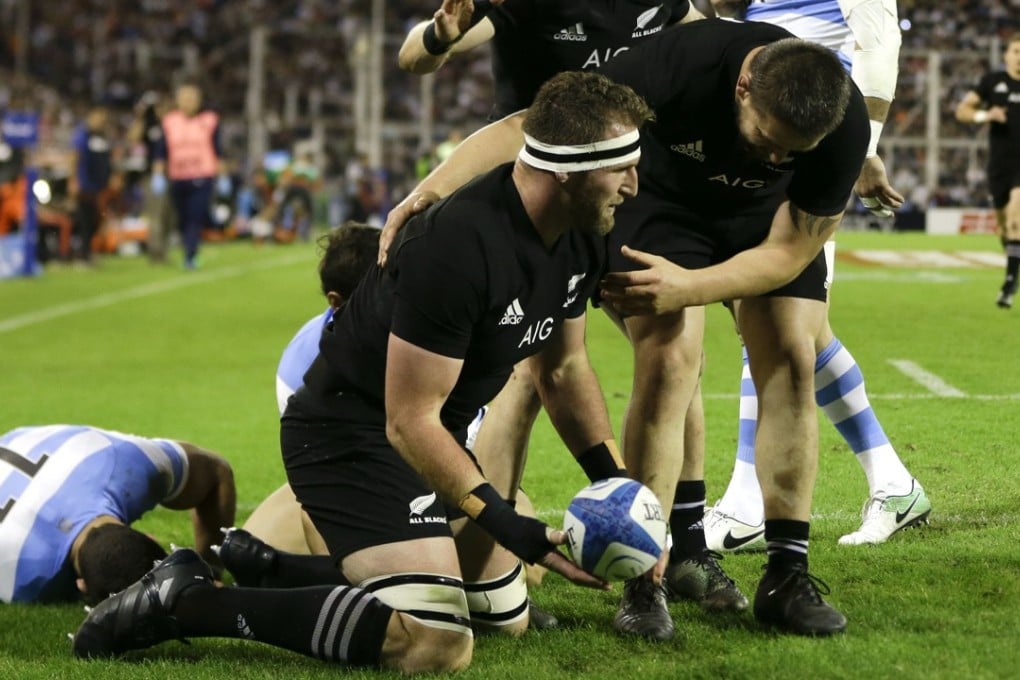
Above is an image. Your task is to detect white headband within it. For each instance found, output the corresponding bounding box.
[518,129,641,172]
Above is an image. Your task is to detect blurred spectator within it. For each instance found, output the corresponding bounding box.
[128,90,176,263]
[69,105,114,265]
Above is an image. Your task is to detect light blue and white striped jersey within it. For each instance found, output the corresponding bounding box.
[746,0,853,72]
[0,425,188,603]
[275,308,334,415]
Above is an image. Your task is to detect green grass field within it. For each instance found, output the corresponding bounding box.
[1,231,1018,679]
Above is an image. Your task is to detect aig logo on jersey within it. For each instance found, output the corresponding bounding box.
[518,317,556,349]
[555,23,587,41]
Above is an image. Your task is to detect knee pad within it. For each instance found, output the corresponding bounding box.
[464,561,529,630]
[360,572,473,638]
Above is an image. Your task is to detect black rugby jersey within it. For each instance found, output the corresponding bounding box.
[599,18,869,218]
[481,0,691,119]
[974,71,1020,174]
[304,164,605,431]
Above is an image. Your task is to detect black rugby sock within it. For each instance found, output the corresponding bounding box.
[1003,241,1020,292]
[174,583,392,666]
[669,480,707,560]
[764,519,809,573]
[267,553,350,588]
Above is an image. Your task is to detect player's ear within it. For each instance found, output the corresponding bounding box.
[735,74,751,102]
[76,577,88,595]
[326,291,344,310]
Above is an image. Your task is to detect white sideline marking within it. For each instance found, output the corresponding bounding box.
[887,359,967,397]
[699,392,1020,401]
[0,253,312,335]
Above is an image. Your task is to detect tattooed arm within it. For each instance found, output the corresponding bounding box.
[599,201,841,314]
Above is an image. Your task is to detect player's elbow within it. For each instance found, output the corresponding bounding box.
[385,413,417,453]
[397,44,437,75]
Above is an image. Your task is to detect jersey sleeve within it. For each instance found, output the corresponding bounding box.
[486,0,536,34]
[974,72,995,103]
[786,90,870,216]
[136,438,190,504]
[389,203,490,360]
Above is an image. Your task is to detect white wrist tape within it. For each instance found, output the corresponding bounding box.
[866,119,883,158]
[973,110,989,124]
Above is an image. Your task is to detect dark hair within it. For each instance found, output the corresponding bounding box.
[1007,33,1020,47]
[748,38,851,140]
[522,71,654,146]
[77,524,168,605]
[317,221,381,298]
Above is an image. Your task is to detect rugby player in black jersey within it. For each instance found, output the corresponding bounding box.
[399,1,747,628]
[399,0,700,120]
[73,71,654,673]
[383,19,869,638]
[956,33,1020,309]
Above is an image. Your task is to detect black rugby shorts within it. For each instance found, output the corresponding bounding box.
[608,190,829,302]
[988,166,1020,210]
[281,389,456,560]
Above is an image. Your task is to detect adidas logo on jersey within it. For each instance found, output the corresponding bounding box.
[500,298,526,325]
[554,22,587,41]
[995,82,1008,93]
[671,140,705,162]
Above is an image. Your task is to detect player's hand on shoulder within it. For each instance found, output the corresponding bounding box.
[378,190,440,265]
[541,527,611,590]
[855,156,903,218]
[599,246,691,315]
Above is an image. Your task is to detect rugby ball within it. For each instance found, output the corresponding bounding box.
[563,478,667,581]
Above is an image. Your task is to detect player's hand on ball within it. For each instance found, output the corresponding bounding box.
[540,527,611,590]
[379,190,440,265]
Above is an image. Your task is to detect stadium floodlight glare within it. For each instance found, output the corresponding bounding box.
[32,179,51,205]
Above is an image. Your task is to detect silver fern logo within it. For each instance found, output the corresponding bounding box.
[408,491,446,525]
[409,492,437,516]
[633,5,664,37]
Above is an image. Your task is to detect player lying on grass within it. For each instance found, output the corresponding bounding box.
[0,425,235,604]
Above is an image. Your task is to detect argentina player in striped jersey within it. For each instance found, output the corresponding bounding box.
[0,425,235,604]
[703,0,931,551]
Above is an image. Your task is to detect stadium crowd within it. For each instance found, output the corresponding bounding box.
[2,0,1017,246]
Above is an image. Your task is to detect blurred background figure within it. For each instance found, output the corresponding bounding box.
[151,80,229,270]
[129,90,176,264]
[68,105,113,266]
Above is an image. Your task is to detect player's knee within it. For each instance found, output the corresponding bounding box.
[389,615,473,674]
[365,572,474,673]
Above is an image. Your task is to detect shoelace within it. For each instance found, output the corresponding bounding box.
[624,579,664,609]
[698,550,738,587]
[766,567,831,603]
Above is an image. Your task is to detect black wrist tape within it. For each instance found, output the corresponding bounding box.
[423,21,456,55]
[460,483,552,564]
